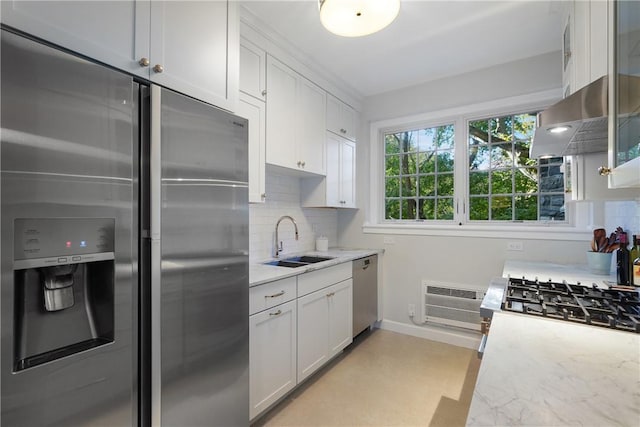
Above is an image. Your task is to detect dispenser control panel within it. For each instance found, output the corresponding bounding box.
[14,218,115,263]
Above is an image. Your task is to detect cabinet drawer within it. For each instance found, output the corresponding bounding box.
[250,277,297,315]
[298,262,351,297]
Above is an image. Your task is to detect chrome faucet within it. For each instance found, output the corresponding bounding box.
[275,215,299,257]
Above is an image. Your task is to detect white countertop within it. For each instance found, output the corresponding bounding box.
[503,259,617,288]
[466,311,640,426]
[250,248,382,287]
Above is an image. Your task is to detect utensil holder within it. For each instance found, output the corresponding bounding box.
[586,251,613,275]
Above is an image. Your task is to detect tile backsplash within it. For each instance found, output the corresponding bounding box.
[249,172,337,262]
[604,199,640,241]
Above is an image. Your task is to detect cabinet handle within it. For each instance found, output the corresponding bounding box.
[139,57,150,67]
[261,90,267,96]
[326,292,335,297]
[269,309,282,316]
[153,64,164,74]
[265,291,285,298]
[598,166,612,176]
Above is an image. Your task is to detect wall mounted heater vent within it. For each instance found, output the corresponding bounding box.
[421,281,485,331]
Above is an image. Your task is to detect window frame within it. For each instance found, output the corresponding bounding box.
[365,89,592,241]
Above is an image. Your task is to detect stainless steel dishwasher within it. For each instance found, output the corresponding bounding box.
[352,255,378,337]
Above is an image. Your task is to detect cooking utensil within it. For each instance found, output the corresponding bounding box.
[593,228,606,252]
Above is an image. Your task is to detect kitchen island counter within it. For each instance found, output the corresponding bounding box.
[250,248,382,287]
[466,311,640,426]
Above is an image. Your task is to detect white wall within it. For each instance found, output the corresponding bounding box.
[250,170,337,261]
[337,51,640,344]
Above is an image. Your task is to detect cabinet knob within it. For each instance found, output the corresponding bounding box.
[340,128,346,134]
[598,166,612,176]
[297,161,301,167]
[153,64,164,74]
[301,161,306,167]
[261,90,267,96]
[139,57,150,67]
[261,193,266,200]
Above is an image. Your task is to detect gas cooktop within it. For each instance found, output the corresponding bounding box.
[503,277,640,333]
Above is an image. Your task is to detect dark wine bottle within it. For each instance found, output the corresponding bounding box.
[616,233,630,286]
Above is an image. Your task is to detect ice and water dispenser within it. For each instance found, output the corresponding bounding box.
[12,218,116,371]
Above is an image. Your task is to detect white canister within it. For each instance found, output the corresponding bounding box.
[315,236,328,252]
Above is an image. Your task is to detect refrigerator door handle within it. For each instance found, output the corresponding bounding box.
[150,85,162,241]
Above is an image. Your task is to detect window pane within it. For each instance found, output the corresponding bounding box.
[515,195,538,220]
[513,113,537,140]
[401,199,417,219]
[469,197,489,220]
[418,128,436,151]
[420,198,435,220]
[419,153,436,173]
[491,169,513,194]
[491,196,513,220]
[436,198,454,220]
[386,155,400,175]
[402,153,417,174]
[437,150,455,172]
[469,120,489,144]
[469,171,489,195]
[386,177,400,197]
[385,199,400,220]
[540,165,564,192]
[514,140,537,167]
[491,143,513,169]
[515,168,537,193]
[436,125,455,149]
[540,195,565,220]
[385,134,400,155]
[401,176,416,196]
[490,116,513,142]
[469,145,490,170]
[437,174,454,196]
[418,175,435,197]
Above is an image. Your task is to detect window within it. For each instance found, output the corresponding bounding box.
[384,124,455,220]
[468,113,565,221]
[376,99,568,229]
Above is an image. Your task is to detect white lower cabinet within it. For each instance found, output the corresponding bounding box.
[249,299,297,420]
[297,279,353,383]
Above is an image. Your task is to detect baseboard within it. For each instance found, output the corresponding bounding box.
[379,319,482,350]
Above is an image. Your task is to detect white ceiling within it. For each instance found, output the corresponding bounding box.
[240,0,566,98]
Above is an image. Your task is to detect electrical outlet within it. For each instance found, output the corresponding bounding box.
[408,304,416,317]
[507,241,524,251]
[383,236,395,244]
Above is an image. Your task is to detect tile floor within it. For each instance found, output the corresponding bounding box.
[252,328,481,427]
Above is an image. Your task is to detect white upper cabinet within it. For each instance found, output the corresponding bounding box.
[326,94,356,141]
[301,132,356,208]
[266,55,326,175]
[237,93,266,203]
[239,37,266,101]
[1,0,239,111]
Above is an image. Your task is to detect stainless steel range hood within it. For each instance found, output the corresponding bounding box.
[530,75,640,158]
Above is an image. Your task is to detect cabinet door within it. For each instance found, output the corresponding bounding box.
[266,56,297,169]
[149,0,238,110]
[326,94,356,141]
[340,102,357,142]
[297,288,329,382]
[249,301,297,420]
[327,279,353,358]
[237,93,266,204]
[296,77,326,175]
[340,139,356,207]
[325,134,341,207]
[240,38,266,101]
[1,0,149,78]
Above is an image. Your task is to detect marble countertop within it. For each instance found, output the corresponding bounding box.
[250,248,383,287]
[466,311,640,426]
[503,259,617,288]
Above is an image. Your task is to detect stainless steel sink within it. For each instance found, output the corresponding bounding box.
[263,255,334,268]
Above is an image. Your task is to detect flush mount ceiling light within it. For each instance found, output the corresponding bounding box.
[548,125,571,134]
[318,0,400,37]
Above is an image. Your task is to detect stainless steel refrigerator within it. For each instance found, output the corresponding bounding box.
[1,28,249,426]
